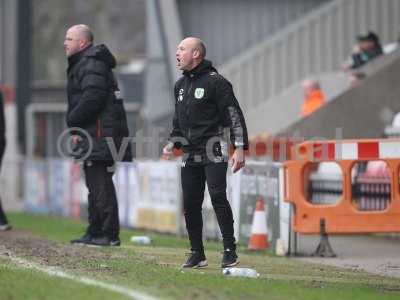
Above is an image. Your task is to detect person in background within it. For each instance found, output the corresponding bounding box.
[0,90,11,231]
[300,79,326,117]
[383,33,399,54]
[344,31,383,70]
[348,71,366,87]
[64,24,131,246]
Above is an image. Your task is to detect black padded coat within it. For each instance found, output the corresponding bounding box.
[66,44,131,161]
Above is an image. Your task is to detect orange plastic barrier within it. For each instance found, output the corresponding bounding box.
[284,138,400,234]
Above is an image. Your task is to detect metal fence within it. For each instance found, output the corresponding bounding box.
[21,158,289,251]
[219,0,400,112]
[25,102,142,158]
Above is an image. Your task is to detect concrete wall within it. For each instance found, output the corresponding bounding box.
[0,0,17,85]
[177,0,329,66]
[278,49,400,140]
[219,0,400,135]
[246,71,350,136]
[144,0,182,124]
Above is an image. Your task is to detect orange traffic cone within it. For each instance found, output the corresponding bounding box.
[248,197,269,250]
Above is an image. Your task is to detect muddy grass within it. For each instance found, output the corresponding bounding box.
[0,230,124,274]
[2,215,400,300]
[2,229,400,288]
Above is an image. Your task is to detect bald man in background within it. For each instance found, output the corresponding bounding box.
[163,37,248,268]
[64,24,131,246]
[300,79,326,117]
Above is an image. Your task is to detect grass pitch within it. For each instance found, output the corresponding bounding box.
[0,212,399,300]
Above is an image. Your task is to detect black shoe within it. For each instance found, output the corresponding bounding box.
[221,248,239,268]
[0,223,12,231]
[182,251,208,268]
[70,233,93,245]
[87,236,121,247]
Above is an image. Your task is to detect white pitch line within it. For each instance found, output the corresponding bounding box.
[0,252,160,300]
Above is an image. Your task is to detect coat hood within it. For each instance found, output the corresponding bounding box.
[84,44,117,68]
[183,59,217,78]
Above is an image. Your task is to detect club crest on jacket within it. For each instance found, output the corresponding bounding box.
[194,88,205,99]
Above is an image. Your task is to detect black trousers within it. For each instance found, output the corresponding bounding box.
[83,161,119,239]
[0,143,8,225]
[0,205,7,225]
[181,161,236,252]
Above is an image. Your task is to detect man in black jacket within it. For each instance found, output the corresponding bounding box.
[0,90,11,231]
[64,24,131,246]
[163,37,248,268]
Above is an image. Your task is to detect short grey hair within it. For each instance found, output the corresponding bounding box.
[194,39,206,58]
[75,24,94,43]
[302,78,320,90]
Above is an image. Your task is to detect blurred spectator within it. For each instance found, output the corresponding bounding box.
[343,31,383,70]
[365,160,390,178]
[348,71,366,87]
[383,40,398,54]
[384,111,400,138]
[392,112,400,128]
[0,90,11,231]
[300,79,326,117]
[383,33,400,54]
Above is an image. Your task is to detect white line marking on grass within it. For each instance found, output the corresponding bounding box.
[0,252,160,300]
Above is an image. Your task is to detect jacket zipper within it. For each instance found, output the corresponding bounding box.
[184,80,194,117]
[185,80,194,142]
[187,80,194,95]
